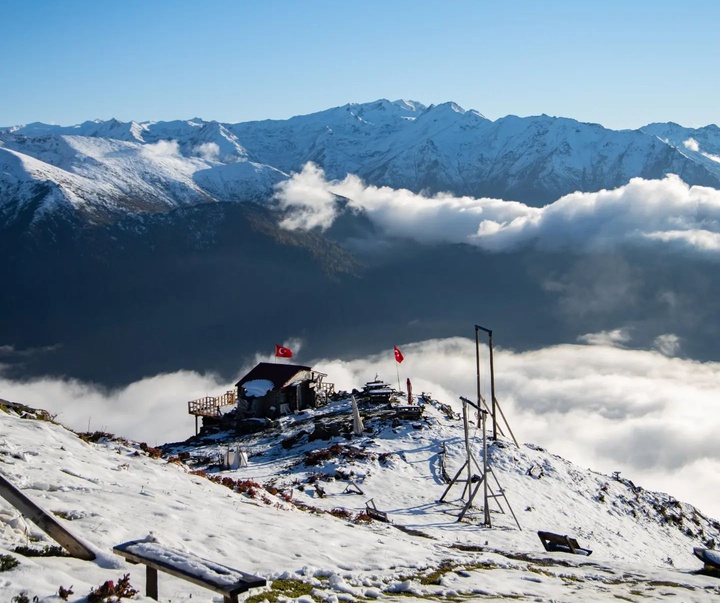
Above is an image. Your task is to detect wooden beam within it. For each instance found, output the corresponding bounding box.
[113,540,266,597]
[146,566,159,600]
[0,473,96,560]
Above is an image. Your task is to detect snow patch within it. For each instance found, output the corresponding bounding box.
[243,379,275,397]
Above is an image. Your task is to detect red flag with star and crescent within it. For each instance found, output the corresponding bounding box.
[394,345,404,363]
[275,344,293,358]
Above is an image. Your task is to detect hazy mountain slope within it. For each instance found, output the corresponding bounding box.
[0,202,359,385]
[641,122,720,155]
[641,122,720,178]
[3,200,720,388]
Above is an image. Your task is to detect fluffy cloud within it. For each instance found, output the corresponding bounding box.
[645,229,720,251]
[274,164,720,256]
[684,137,720,164]
[140,139,182,159]
[653,333,681,356]
[274,163,340,231]
[138,139,200,180]
[3,335,720,518]
[577,328,632,347]
[194,142,220,162]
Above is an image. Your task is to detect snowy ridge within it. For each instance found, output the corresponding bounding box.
[1,397,719,602]
[0,131,279,225]
[641,122,720,173]
[4,100,720,229]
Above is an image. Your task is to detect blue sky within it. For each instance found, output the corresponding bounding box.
[1,0,718,129]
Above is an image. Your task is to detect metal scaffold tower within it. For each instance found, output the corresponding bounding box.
[475,324,518,445]
[439,396,521,528]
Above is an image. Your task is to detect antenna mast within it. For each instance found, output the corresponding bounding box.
[475,324,518,446]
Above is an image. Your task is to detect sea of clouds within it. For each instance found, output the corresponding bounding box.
[4,169,719,521]
[2,334,719,521]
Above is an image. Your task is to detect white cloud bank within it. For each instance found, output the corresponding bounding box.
[275,164,720,256]
[314,337,720,520]
[3,335,720,519]
[0,371,226,446]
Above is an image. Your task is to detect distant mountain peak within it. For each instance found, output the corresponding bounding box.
[391,99,427,112]
[429,101,466,113]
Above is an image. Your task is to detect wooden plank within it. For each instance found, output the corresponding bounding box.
[113,541,266,597]
[366,508,389,522]
[537,531,592,556]
[146,566,158,600]
[343,481,364,495]
[0,473,96,560]
[365,499,390,522]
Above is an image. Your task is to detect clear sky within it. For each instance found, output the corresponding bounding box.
[1,0,719,130]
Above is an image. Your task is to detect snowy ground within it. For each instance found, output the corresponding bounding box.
[1,396,719,602]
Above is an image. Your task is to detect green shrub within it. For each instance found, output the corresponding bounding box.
[0,554,19,571]
[14,544,69,557]
[245,578,315,603]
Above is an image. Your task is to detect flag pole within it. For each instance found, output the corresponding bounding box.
[393,346,404,392]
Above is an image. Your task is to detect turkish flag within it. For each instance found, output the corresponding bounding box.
[275,344,293,358]
[394,345,404,363]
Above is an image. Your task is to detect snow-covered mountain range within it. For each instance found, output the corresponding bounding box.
[1,395,719,602]
[4,100,720,387]
[3,99,720,229]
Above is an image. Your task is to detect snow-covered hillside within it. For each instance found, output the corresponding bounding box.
[0,131,283,226]
[1,395,719,602]
[4,99,720,228]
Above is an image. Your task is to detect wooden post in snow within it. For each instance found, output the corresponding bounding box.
[0,473,96,560]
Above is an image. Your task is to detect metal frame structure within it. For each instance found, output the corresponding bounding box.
[475,324,518,446]
[439,396,521,529]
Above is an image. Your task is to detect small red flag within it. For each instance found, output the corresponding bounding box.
[275,344,293,358]
[394,345,404,363]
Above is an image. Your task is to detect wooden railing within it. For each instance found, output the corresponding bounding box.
[315,381,335,404]
[188,390,237,417]
[318,382,335,395]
